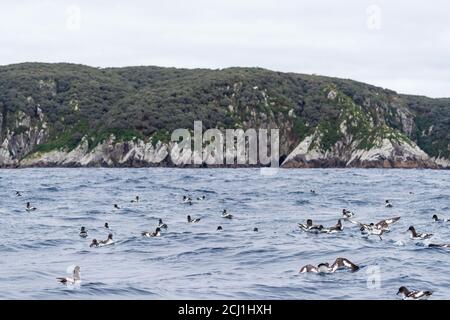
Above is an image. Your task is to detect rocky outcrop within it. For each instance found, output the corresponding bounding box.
[282,134,441,168]
[20,136,170,167]
[0,64,449,169]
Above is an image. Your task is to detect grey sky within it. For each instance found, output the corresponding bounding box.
[1,0,449,97]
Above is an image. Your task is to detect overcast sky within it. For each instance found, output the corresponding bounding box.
[1,0,449,97]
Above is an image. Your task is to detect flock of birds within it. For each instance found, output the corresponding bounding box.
[15,189,449,300]
[296,194,450,300]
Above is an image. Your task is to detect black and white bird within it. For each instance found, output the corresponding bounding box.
[26,202,37,212]
[131,196,140,203]
[397,286,432,300]
[385,200,393,208]
[432,214,449,222]
[360,225,386,240]
[298,219,323,233]
[90,234,114,247]
[57,266,81,284]
[197,196,206,201]
[299,258,359,274]
[342,209,354,218]
[100,233,114,245]
[90,239,99,247]
[16,191,22,197]
[407,226,433,240]
[158,219,168,229]
[374,217,401,231]
[187,215,201,223]
[104,223,109,229]
[183,196,193,205]
[350,217,400,236]
[429,243,450,249]
[113,204,121,210]
[321,220,343,234]
[79,227,88,238]
[221,209,233,219]
[142,227,161,237]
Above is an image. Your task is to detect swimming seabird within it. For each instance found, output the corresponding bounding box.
[57,266,81,284]
[397,286,432,300]
[197,196,206,201]
[321,220,343,234]
[104,223,109,229]
[90,239,99,247]
[26,202,37,212]
[299,220,320,232]
[342,209,354,218]
[429,243,450,248]
[300,258,359,273]
[79,227,88,238]
[385,200,393,208]
[298,220,324,233]
[158,219,168,229]
[432,214,449,222]
[100,233,114,245]
[16,191,22,197]
[113,204,121,210]
[217,226,223,231]
[131,196,140,203]
[187,215,201,223]
[142,227,161,237]
[253,227,259,232]
[221,209,233,219]
[183,196,193,205]
[90,234,114,247]
[407,226,433,240]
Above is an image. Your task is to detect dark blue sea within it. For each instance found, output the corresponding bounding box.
[0,168,449,299]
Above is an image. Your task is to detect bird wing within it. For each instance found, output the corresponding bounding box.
[300,265,318,273]
[332,258,359,271]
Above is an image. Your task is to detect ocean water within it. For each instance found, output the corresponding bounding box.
[0,168,449,300]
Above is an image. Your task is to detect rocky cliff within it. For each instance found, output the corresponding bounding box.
[0,63,449,168]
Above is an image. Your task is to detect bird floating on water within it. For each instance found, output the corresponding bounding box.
[187,215,201,223]
[158,219,168,229]
[432,214,449,222]
[142,227,161,237]
[130,196,140,203]
[90,234,114,247]
[57,266,81,285]
[221,209,233,219]
[397,286,432,300]
[26,202,36,212]
[342,209,354,218]
[429,243,450,249]
[407,226,433,240]
[320,220,343,234]
[299,258,359,274]
[385,200,393,208]
[79,227,88,238]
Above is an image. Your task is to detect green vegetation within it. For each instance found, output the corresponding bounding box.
[0,63,448,159]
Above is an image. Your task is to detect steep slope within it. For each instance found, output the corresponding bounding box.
[0,63,448,168]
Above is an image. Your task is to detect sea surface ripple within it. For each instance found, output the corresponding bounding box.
[0,168,449,299]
